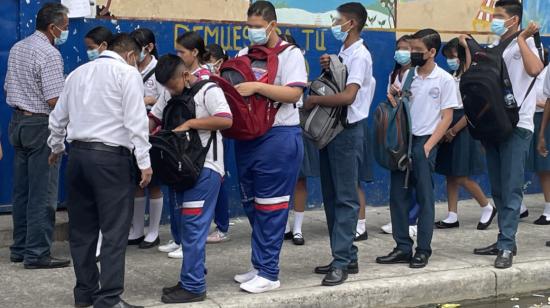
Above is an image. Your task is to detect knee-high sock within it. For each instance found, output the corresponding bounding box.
[144,197,163,242]
[129,197,146,240]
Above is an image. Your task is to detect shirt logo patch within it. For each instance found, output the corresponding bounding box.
[429,87,441,99]
[513,52,521,60]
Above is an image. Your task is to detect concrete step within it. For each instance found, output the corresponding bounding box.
[0,210,69,248]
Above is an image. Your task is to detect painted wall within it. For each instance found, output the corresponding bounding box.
[1,0,549,215]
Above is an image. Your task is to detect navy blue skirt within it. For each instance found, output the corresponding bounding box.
[359,119,374,183]
[435,109,485,177]
[299,137,320,178]
[526,112,550,172]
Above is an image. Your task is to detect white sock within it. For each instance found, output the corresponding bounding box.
[96,231,102,257]
[129,197,146,240]
[144,197,163,242]
[443,212,458,224]
[543,203,550,218]
[520,203,528,214]
[285,219,291,233]
[293,212,304,234]
[479,203,494,223]
[356,219,366,234]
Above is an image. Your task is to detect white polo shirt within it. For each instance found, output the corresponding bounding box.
[339,39,375,123]
[406,64,459,136]
[535,67,548,112]
[151,81,232,177]
[237,41,308,127]
[496,37,539,132]
[141,56,171,111]
[545,65,550,98]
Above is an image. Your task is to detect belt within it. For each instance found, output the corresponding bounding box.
[71,141,131,156]
[14,107,48,117]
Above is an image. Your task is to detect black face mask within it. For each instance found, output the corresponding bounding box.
[411,52,428,67]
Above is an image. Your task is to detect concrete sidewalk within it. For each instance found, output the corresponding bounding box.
[2,194,550,308]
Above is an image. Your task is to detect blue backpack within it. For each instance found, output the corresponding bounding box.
[372,69,415,188]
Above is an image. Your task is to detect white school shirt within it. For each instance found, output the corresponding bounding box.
[453,74,464,110]
[545,65,550,98]
[151,80,232,177]
[495,37,540,132]
[237,41,308,127]
[141,56,171,110]
[47,50,151,169]
[535,66,548,112]
[339,39,375,123]
[406,64,459,136]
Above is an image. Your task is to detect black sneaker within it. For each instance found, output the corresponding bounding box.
[162,282,182,295]
[161,287,206,304]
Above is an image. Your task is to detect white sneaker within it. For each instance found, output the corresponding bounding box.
[409,225,418,237]
[234,268,259,284]
[207,229,230,244]
[240,275,280,294]
[159,240,180,253]
[168,246,183,259]
[381,222,393,234]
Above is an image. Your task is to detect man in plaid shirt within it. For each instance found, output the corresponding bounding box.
[4,2,70,269]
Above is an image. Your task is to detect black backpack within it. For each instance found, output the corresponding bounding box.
[460,32,540,143]
[149,80,217,191]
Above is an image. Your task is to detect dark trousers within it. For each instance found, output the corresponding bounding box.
[8,111,60,263]
[66,146,135,308]
[390,136,437,256]
[484,128,532,251]
[320,124,363,269]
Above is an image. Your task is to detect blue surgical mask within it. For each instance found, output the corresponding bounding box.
[446,58,460,71]
[491,18,512,36]
[331,20,351,42]
[394,50,411,65]
[87,48,100,61]
[139,48,146,62]
[248,22,273,46]
[53,25,69,46]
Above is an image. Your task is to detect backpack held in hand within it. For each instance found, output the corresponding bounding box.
[460,31,542,143]
[300,54,348,149]
[149,80,217,191]
[373,68,415,188]
[218,43,293,141]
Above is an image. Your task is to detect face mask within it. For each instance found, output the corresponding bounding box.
[446,58,460,71]
[331,20,351,42]
[53,25,69,46]
[248,22,273,46]
[87,48,100,61]
[491,18,512,36]
[139,48,146,62]
[394,50,411,65]
[410,52,428,67]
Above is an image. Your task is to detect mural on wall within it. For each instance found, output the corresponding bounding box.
[523,0,550,35]
[264,0,396,28]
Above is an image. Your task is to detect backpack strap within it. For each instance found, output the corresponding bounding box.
[400,68,417,189]
[143,69,155,83]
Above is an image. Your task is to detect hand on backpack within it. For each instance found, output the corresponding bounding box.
[139,167,153,188]
[320,54,331,71]
[387,93,398,108]
[173,122,191,132]
[519,22,540,40]
[538,136,548,158]
[303,96,317,111]
[235,82,260,97]
[458,34,471,48]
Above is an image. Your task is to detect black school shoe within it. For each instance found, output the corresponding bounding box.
[409,252,429,269]
[321,268,348,286]
[546,241,550,247]
[138,237,160,249]
[477,207,497,230]
[354,230,368,241]
[534,215,550,225]
[161,287,206,304]
[473,242,517,256]
[494,250,513,269]
[162,282,182,295]
[127,236,145,246]
[376,249,412,264]
[520,210,529,219]
[284,231,293,240]
[292,233,305,245]
[314,261,359,275]
[24,256,71,269]
[435,220,459,229]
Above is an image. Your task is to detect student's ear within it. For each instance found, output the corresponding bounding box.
[429,48,437,59]
[192,48,199,58]
[146,42,154,53]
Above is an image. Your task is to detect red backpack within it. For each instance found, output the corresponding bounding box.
[216,43,293,140]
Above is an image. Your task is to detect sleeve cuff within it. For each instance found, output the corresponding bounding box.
[285,82,307,88]
[346,79,362,87]
[136,154,151,170]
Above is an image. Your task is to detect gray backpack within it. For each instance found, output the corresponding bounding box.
[300,55,348,149]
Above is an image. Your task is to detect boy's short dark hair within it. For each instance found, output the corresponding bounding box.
[337,2,368,31]
[155,54,184,85]
[495,0,523,22]
[108,33,141,54]
[412,28,442,54]
[247,1,277,22]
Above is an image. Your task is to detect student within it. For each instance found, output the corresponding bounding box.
[473,0,544,269]
[537,51,550,248]
[127,28,169,250]
[379,35,419,238]
[155,31,213,258]
[84,26,112,61]
[152,54,232,304]
[205,43,232,244]
[304,2,374,286]
[434,37,494,230]
[232,1,307,293]
[376,28,458,269]
[48,32,151,308]
[526,51,550,225]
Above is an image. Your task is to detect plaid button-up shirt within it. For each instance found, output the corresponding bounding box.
[4,31,65,114]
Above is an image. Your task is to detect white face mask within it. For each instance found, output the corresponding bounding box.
[248,21,274,46]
